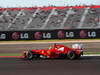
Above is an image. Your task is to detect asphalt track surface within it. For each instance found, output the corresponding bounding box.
[0,41,100,75]
[0,42,100,53]
[0,56,100,75]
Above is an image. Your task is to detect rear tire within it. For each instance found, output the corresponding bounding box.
[67,51,76,60]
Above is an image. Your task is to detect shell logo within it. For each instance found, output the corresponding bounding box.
[47,51,51,55]
[41,51,45,54]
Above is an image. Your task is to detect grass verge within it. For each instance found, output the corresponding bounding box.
[84,52,100,55]
[0,53,21,56]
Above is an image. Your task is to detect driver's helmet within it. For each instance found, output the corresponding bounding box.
[49,46,52,49]
[49,43,57,49]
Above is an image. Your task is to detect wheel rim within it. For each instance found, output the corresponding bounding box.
[68,52,75,59]
[70,53,74,57]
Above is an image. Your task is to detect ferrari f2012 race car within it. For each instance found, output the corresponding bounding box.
[23,44,83,60]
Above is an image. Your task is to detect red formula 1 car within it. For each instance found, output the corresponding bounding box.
[23,44,83,60]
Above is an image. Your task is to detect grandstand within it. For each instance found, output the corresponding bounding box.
[0,5,100,31]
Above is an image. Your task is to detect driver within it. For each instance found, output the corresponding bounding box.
[49,43,57,49]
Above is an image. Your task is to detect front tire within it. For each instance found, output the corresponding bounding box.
[26,51,34,60]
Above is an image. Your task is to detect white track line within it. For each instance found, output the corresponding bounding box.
[83,54,100,56]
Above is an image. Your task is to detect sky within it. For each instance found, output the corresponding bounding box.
[0,0,100,7]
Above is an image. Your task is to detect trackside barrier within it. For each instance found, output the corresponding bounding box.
[0,29,100,41]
